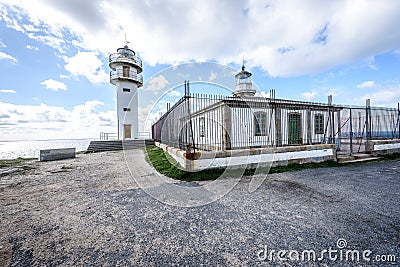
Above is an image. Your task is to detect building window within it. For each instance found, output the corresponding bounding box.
[123,108,131,112]
[123,88,131,92]
[199,117,205,137]
[315,113,324,134]
[254,112,267,136]
[123,66,130,77]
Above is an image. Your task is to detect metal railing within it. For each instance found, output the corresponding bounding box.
[100,132,118,140]
[152,93,349,153]
[139,132,151,139]
[337,104,400,155]
[152,92,400,154]
[110,70,143,85]
[109,53,142,69]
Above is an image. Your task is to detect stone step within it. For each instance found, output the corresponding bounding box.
[338,156,381,164]
[87,139,154,152]
[353,153,372,159]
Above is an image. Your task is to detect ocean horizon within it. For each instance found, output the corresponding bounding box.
[0,138,95,160]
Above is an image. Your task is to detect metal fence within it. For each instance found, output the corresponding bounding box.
[337,104,400,155]
[152,90,400,155]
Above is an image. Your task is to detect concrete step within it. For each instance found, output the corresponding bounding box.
[353,153,372,160]
[338,156,381,164]
[87,139,154,152]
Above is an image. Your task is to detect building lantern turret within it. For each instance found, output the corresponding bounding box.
[232,61,256,97]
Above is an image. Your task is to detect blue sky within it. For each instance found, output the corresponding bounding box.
[0,0,399,141]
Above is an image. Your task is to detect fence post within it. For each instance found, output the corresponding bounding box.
[337,110,341,151]
[307,109,312,145]
[365,99,371,152]
[398,102,400,139]
[222,104,232,150]
[349,108,353,155]
[275,104,282,147]
[326,95,336,145]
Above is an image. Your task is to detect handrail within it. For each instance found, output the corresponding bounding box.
[139,132,151,138]
[100,132,118,140]
[110,71,143,84]
[109,53,142,68]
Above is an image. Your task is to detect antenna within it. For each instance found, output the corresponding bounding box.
[242,56,246,70]
[124,33,130,47]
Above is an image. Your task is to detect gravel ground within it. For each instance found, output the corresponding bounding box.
[0,149,399,266]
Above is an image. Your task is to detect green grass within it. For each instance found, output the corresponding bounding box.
[145,146,350,181]
[145,146,187,179]
[0,157,36,174]
[0,157,35,168]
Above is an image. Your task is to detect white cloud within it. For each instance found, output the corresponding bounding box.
[0,89,16,93]
[139,104,155,133]
[143,75,169,93]
[365,57,378,70]
[40,79,67,91]
[167,90,181,97]
[27,33,65,53]
[26,45,39,51]
[1,0,399,77]
[208,72,217,82]
[360,84,400,107]
[64,51,108,84]
[323,87,342,98]
[0,100,116,140]
[0,51,17,62]
[357,81,377,89]
[59,74,70,79]
[0,40,6,48]
[301,90,318,100]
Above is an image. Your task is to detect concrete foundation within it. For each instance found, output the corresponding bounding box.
[367,139,400,156]
[156,142,336,171]
[39,148,76,161]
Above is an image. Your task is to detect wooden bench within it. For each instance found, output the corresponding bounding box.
[39,148,76,161]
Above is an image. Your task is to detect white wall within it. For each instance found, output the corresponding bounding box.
[177,102,335,150]
[191,148,334,170]
[191,106,223,150]
[116,80,138,139]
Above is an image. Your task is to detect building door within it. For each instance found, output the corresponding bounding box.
[124,124,132,139]
[288,113,301,145]
[123,66,130,77]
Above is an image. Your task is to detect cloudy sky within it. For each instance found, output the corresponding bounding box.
[0,0,399,141]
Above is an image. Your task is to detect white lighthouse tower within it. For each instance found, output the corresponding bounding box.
[109,41,143,140]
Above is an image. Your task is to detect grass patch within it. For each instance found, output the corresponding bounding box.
[145,146,228,181]
[145,146,186,179]
[145,145,399,181]
[0,157,35,168]
[0,157,36,175]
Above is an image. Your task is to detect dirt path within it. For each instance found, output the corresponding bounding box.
[1,150,399,266]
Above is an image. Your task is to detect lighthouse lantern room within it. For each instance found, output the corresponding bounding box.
[109,41,143,140]
[232,61,256,97]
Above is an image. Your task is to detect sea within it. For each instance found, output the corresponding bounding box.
[0,139,94,160]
